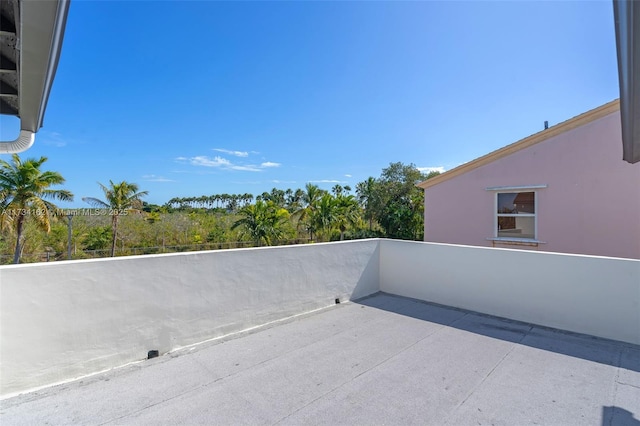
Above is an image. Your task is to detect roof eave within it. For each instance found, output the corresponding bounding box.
[19,0,70,132]
[613,0,640,164]
[417,99,621,190]
[0,0,70,153]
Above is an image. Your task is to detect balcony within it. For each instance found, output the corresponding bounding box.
[1,239,638,424]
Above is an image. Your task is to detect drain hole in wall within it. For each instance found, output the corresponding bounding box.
[335,298,340,304]
[148,350,159,359]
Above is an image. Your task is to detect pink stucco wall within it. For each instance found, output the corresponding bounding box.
[424,110,640,259]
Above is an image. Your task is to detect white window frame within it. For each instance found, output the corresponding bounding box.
[485,185,547,243]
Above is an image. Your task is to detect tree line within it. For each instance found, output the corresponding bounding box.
[165,193,254,211]
[1,154,439,264]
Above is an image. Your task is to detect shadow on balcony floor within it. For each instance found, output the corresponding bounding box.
[602,406,640,425]
[1,292,638,425]
[356,292,640,374]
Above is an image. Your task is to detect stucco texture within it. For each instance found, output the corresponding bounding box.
[0,240,380,397]
[424,110,640,259]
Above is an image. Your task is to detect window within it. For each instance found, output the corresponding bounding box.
[496,191,536,240]
[486,185,545,242]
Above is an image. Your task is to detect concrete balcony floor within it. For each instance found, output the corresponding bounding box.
[1,293,639,425]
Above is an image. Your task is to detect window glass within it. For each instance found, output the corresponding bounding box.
[497,216,535,239]
[497,192,535,214]
[496,191,536,239]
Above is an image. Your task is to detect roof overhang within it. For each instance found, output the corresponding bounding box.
[613,0,640,163]
[417,100,621,190]
[0,0,70,153]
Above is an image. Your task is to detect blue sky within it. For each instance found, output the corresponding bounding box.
[0,0,619,207]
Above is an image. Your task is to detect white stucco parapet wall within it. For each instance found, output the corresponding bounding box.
[0,240,380,397]
[380,240,640,347]
[1,239,638,397]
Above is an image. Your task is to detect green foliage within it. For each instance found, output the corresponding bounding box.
[83,180,148,256]
[292,183,327,240]
[142,202,164,213]
[310,194,338,242]
[0,154,73,263]
[334,194,361,241]
[232,200,292,246]
[367,162,433,240]
[356,177,378,231]
[83,226,112,250]
[206,222,227,244]
[165,193,253,212]
[0,161,443,262]
[145,211,161,224]
[42,222,68,256]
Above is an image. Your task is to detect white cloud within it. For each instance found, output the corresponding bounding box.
[260,162,281,168]
[190,156,231,167]
[309,179,344,184]
[177,155,281,172]
[417,166,446,174]
[213,148,249,157]
[345,174,352,178]
[142,174,174,182]
[230,164,262,172]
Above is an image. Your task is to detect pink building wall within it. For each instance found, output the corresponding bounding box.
[423,109,640,259]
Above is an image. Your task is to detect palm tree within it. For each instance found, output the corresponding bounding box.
[292,183,326,241]
[289,188,304,211]
[269,188,286,207]
[243,193,254,207]
[231,200,290,246]
[0,154,73,263]
[356,177,377,231]
[82,181,148,257]
[311,194,339,242]
[335,194,361,240]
